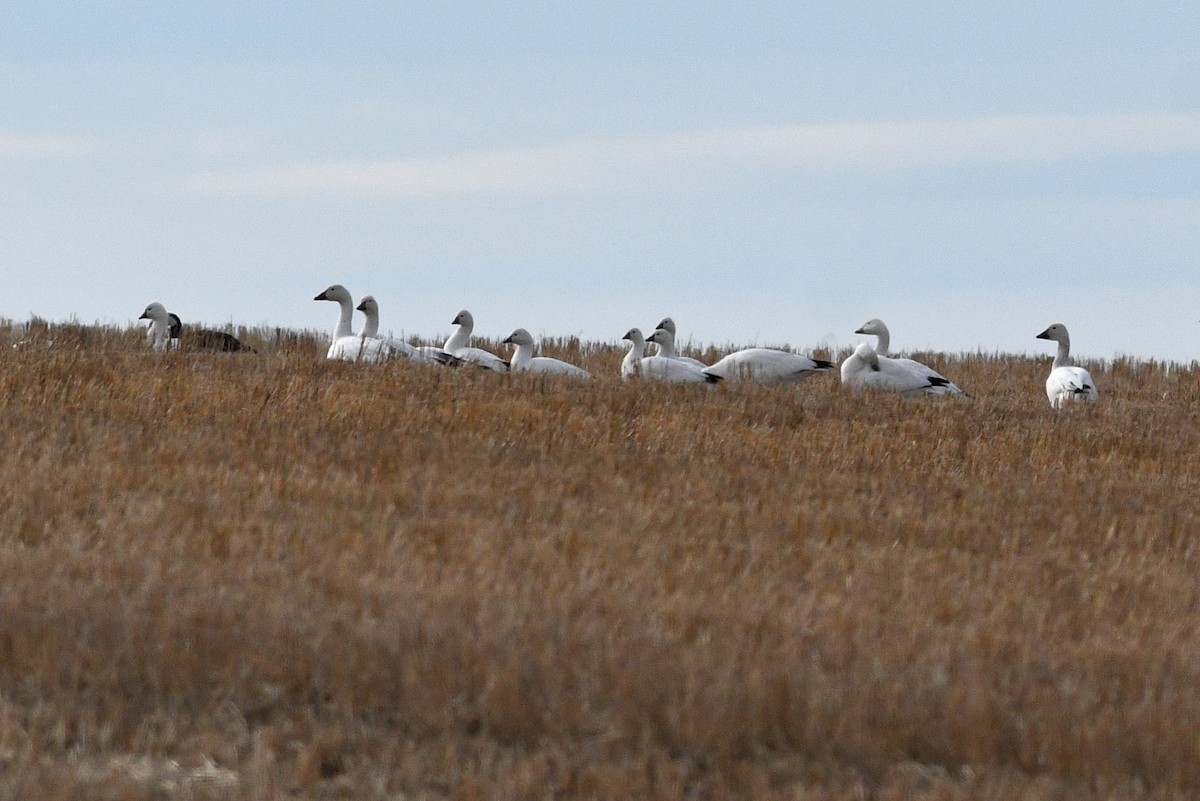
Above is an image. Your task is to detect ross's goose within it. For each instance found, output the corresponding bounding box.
[647,323,706,368]
[840,342,963,396]
[443,310,508,372]
[140,302,248,352]
[314,284,396,362]
[621,327,648,379]
[701,348,834,385]
[854,318,965,395]
[622,328,715,383]
[1036,323,1098,409]
[502,328,591,378]
[356,295,448,364]
[140,302,180,352]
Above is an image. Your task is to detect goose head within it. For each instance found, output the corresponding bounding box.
[139,302,170,324]
[502,328,534,348]
[1036,323,1069,344]
[356,295,378,314]
[854,318,887,336]
[656,317,677,336]
[314,284,352,304]
[621,327,645,346]
[852,341,880,371]
[451,310,474,329]
[646,327,674,348]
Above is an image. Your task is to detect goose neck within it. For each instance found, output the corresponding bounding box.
[147,318,171,350]
[873,326,890,355]
[510,343,533,369]
[333,297,354,339]
[360,309,379,338]
[1052,338,1073,369]
[658,336,677,358]
[622,340,645,373]
[444,325,470,352]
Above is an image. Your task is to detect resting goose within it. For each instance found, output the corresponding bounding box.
[701,348,834,385]
[1036,323,1098,409]
[623,328,715,383]
[313,284,396,362]
[140,303,180,352]
[502,328,590,378]
[355,295,448,364]
[651,318,706,367]
[443,310,508,372]
[139,302,248,352]
[840,342,963,396]
[854,318,965,395]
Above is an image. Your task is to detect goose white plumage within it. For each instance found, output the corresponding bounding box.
[314,284,397,362]
[442,310,508,372]
[652,318,706,367]
[623,328,715,383]
[840,342,964,396]
[854,318,965,396]
[140,302,180,352]
[355,295,448,364]
[701,347,834,385]
[502,328,590,378]
[1036,323,1098,409]
[621,327,647,379]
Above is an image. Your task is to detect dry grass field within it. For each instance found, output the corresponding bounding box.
[0,320,1198,800]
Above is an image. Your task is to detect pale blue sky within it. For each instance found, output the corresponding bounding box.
[3,3,1198,360]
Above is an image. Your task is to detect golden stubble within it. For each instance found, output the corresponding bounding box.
[0,324,1197,799]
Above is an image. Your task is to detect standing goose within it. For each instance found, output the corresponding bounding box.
[854,318,965,395]
[502,328,590,378]
[1036,323,1098,409]
[313,284,396,362]
[443,310,508,372]
[139,302,248,352]
[625,328,715,383]
[840,342,963,396]
[355,295,449,364]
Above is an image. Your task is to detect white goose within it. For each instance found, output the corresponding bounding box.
[702,348,834,385]
[502,329,591,378]
[621,327,648,379]
[139,302,248,352]
[313,284,396,362]
[443,310,508,372]
[1036,323,1098,409]
[854,318,965,396]
[356,295,448,364]
[652,318,706,367]
[840,342,964,396]
[139,302,180,352]
[623,328,714,383]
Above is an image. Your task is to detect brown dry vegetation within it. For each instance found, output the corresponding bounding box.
[0,320,1198,800]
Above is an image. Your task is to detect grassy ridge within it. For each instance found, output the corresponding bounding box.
[0,323,1198,799]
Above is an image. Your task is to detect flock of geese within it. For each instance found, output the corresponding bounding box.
[137,283,1100,410]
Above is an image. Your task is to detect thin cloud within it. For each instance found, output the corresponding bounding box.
[185,113,1200,197]
[0,131,95,160]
